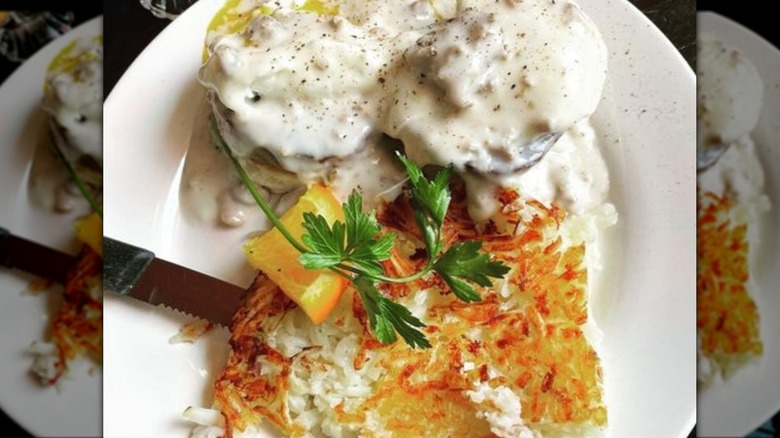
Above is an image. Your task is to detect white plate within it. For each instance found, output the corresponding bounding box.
[0,17,102,438]
[103,1,696,437]
[697,12,780,438]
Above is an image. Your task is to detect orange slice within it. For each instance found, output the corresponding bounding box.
[244,184,347,324]
[74,211,103,258]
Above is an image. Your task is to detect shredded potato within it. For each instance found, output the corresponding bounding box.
[697,191,762,381]
[201,182,607,437]
[32,245,103,386]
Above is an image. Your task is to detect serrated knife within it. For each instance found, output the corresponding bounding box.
[104,237,245,327]
[0,226,75,284]
[1,228,244,326]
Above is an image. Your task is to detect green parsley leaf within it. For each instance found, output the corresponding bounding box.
[343,191,379,251]
[396,152,452,228]
[299,193,397,273]
[434,240,511,302]
[347,232,395,276]
[299,212,346,269]
[413,209,441,259]
[341,189,396,275]
[354,276,431,349]
[437,271,481,303]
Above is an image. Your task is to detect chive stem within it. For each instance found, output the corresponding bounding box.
[50,134,102,217]
[214,118,310,255]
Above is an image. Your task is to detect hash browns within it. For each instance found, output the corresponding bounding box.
[34,245,103,386]
[697,191,762,384]
[202,183,607,437]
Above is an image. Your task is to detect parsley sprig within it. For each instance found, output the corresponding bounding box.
[217,122,509,348]
[298,192,396,277]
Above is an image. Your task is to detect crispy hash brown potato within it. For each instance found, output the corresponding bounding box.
[54,246,102,362]
[31,246,102,385]
[697,191,762,385]
[192,183,607,437]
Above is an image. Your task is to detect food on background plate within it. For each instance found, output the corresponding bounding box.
[29,212,103,386]
[185,0,617,436]
[696,32,770,387]
[40,34,103,213]
[28,35,103,386]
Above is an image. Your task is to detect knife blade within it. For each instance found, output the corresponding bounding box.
[104,237,245,327]
[0,226,75,283]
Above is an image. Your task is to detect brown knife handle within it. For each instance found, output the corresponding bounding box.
[104,237,154,296]
[0,227,8,266]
